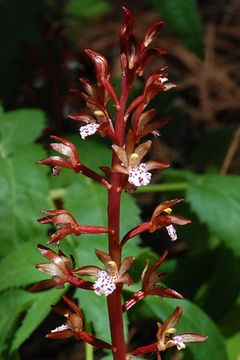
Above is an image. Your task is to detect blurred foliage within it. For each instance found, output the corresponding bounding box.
[151,0,204,57]
[0,0,239,359]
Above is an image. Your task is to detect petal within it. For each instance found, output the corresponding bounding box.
[85,49,109,85]
[112,145,128,167]
[119,256,135,276]
[144,21,164,47]
[46,329,73,339]
[95,248,112,265]
[151,199,184,220]
[69,112,95,123]
[145,160,170,171]
[93,270,117,296]
[73,265,101,277]
[79,123,100,139]
[166,225,177,241]
[173,333,208,344]
[128,163,152,187]
[134,140,152,161]
[163,307,182,332]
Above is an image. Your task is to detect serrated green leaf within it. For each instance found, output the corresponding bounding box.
[0,144,51,256]
[0,108,46,157]
[186,174,240,255]
[151,0,204,57]
[11,288,65,352]
[0,242,48,292]
[129,296,228,360]
[0,289,33,354]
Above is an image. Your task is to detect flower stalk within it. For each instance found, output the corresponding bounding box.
[33,7,207,359]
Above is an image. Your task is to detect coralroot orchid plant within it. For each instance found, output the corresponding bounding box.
[33,7,207,359]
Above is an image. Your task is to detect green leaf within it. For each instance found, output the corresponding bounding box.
[226,332,240,360]
[129,297,228,360]
[75,288,111,343]
[199,248,240,320]
[0,242,47,292]
[0,108,46,157]
[11,288,65,352]
[65,0,110,20]
[151,0,204,57]
[0,289,33,354]
[0,145,51,256]
[186,174,240,255]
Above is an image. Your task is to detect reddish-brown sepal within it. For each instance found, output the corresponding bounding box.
[37,136,81,174]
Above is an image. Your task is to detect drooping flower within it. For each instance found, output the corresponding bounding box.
[156,307,208,353]
[38,136,81,174]
[121,199,191,247]
[69,99,116,141]
[123,251,183,312]
[30,245,91,291]
[74,249,134,297]
[112,140,169,188]
[46,295,112,349]
[149,199,191,241]
[129,307,207,359]
[37,209,109,244]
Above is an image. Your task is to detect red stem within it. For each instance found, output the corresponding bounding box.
[107,66,133,359]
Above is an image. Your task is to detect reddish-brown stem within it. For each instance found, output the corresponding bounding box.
[80,164,110,188]
[107,65,134,359]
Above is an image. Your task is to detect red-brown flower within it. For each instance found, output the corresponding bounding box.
[112,140,169,189]
[121,199,191,246]
[74,249,134,296]
[123,251,182,312]
[38,209,109,244]
[130,307,207,359]
[69,98,115,141]
[46,295,112,349]
[38,136,81,174]
[30,245,92,291]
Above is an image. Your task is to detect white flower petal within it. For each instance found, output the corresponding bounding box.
[93,270,117,296]
[51,323,69,333]
[172,335,186,350]
[166,225,177,241]
[128,163,152,187]
[79,123,100,139]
